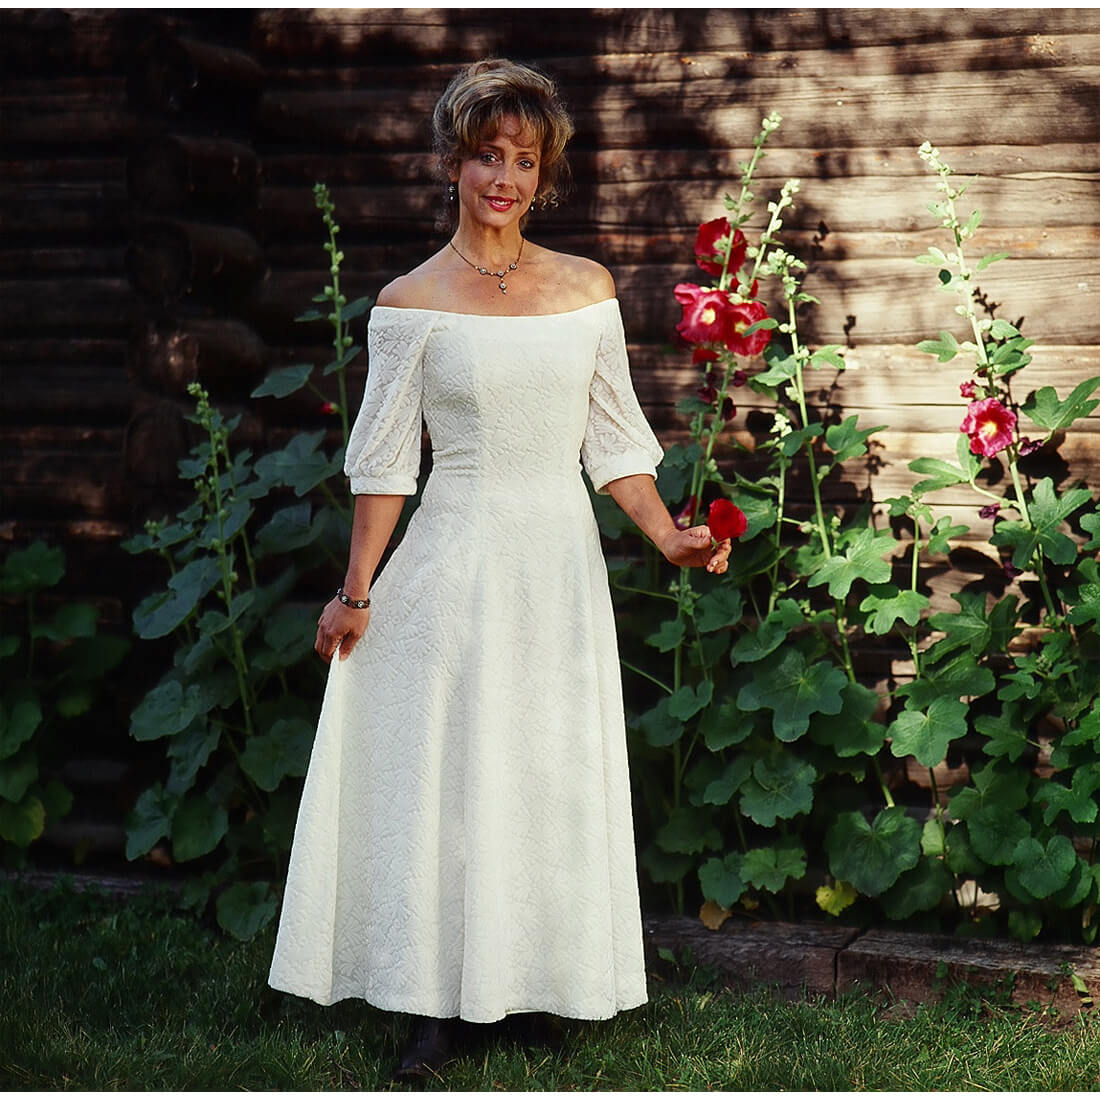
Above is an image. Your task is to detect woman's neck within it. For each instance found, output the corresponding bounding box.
[450,223,525,269]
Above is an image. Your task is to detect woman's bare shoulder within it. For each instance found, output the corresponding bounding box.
[375,251,450,309]
[531,246,616,308]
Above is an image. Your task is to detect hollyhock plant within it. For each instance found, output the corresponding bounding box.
[960,396,1016,458]
[726,300,773,357]
[674,283,738,345]
[708,497,748,541]
[694,217,748,278]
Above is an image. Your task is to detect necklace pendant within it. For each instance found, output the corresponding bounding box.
[499,280,507,293]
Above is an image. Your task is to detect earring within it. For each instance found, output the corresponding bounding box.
[447,183,457,202]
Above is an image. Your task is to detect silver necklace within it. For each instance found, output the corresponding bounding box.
[448,238,524,294]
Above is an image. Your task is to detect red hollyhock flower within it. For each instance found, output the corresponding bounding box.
[720,397,736,422]
[674,283,737,345]
[320,401,340,416]
[726,300,772,357]
[959,380,977,399]
[693,347,720,365]
[708,498,748,541]
[960,397,1016,458]
[979,502,1001,520]
[694,217,748,278]
[673,495,698,530]
[731,369,747,387]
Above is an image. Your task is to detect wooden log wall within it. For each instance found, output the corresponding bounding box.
[1,9,1097,862]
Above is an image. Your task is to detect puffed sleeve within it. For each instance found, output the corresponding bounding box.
[581,300,665,493]
[343,308,430,496]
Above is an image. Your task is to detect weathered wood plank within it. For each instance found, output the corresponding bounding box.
[251,8,1100,62]
[256,67,1100,149]
[0,279,137,334]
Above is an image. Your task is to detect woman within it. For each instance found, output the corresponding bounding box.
[268,58,731,1078]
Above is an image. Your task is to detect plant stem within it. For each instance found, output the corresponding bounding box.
[621,660,673,695]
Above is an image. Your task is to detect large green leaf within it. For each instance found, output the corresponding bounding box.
[887,696,968,767]
[737,648,846,742]
[124,783,178,860]
[171,795,229,863]
[0,694,42,759]
[0,541,64,595]
[860,586,929,635]
[698,852,748,908]
[641,844,694,885]
[925,589,994,660]
[31,603,98,642]
[130,680,206,742]
[897,650,994,710]
[655,806,721,855]
[1064,557,1100,628]
[990,478,1093,568]
[166,722,219,792]
[808,682,884,758]
[1021,375,1100,432]
[645,617,685,653]
[250,362,315,400]
[253,432,342,497]
[694,586,744,633]
[880,856,954,919]
[667,681,714,722]
[975,703,1030,762]
[808,528,894,599]
[700,701,757,751]
[239,718,315,792]
[1037,765,1100,825]
[636,696,685,748]
[133,556,221,639]
[254,502,325,560]
[729,599,803,664]
[215,881,279,941]
[0,792,45,846]
[702,754,754,806]
[825,807,921,896]
[1010,835,1076,899]
[738,752,817,827]
[966,806,1031,866]
[0,750,38,802]
[742,840,807,893]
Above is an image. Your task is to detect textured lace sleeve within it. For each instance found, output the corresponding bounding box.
[344,309,430,495]
[581,301,665,494]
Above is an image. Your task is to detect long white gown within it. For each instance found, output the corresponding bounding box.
[268,297,664,1023]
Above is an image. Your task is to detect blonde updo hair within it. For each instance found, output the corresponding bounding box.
[432,58,574,219]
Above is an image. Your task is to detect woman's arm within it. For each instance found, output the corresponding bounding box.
[606,473,730,573]
[315,493,406,662]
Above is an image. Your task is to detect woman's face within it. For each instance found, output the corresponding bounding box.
[452,115,541,231]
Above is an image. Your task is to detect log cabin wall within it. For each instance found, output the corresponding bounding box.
[0,9,1097,859]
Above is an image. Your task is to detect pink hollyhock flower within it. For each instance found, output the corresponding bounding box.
[708,498,748,541]
[1018,437,1042,456]
[694,217,748,278]
[960,397,1016,458]
[674,283,737,345]
[959,380,977,399]
[673,495,698,530]
[726,300,772,358]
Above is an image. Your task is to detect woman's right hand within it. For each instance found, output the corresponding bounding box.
[315,597,370,663]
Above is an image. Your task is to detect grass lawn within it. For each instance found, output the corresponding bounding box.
[1,877,1097,1091]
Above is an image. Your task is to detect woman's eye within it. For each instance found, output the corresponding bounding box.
[479,152,497,164]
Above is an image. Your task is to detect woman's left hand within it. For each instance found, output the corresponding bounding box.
[659,525,731,573]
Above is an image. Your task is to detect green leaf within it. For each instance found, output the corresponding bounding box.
[753,355,799,387]
[694,586,744,633]
[921,817,945,858]
[925,589,994,661]
[239,718,315,792]
[215,881,279,941]
[124,784,178,860]
[975,703,1030,763]
[897,649,995,709]
[39,778,72,821]
[944,824,987,876]
[808,528,894,599]
[253,432,342,497]
[1022,376,1100,432]
[816,879,859,917]
[31,603,97,642]
[908,456,974,495]
[888,697,968,766]
[700,702,756,752]
[808,682,886,758]
[991,478,1092,568]
[742,839,807,893]
[825,415,885,462]
[0,695,42,759]
[0,541,64,595]
[675,395,712,417]
[667,681,714,723]
[0,792,45,846]
[1007,910,1042,942]
[967,806,1031,866]
[730,599,803,664]
[917,330,959,363]
[655,806,720,855]
[737,648,847,742]
[0,750,38,802]
[645,617,685,653]
[702,754,754,806]
[322,344,362,377]
[250,362,315,400]
[977,252,1010,273]
[809,345,845,370]
[171,795,229,863]
[342,295,373,322]
[636,696,685,748]
[166,722,219,791]
[130,680,205,742]
[1037,765,1100,826]
[739,752,817,827]
[881,857,954,920]
[641,844,694,885]
[1065,557,1100,627]
[133,556,221,639]
[1010,835,1076,899]
[698,852,748,908]
[1081,509,1100,551]
[826,807,921,897]
[860,586,929,635]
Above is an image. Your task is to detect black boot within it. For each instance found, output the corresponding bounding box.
[392,1015,455,1082]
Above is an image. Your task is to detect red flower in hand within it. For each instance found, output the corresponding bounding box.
[708,498,747,541]
[694,217,748,278]
[674,283,737,345]
[726,300,772,357]
[960,397,1016,458]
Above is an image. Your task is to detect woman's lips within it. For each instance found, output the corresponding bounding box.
[485,196,516,211]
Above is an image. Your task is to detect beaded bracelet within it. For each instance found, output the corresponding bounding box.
[336,586,370,610]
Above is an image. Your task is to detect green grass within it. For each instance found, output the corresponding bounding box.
[1,878,1097,1091]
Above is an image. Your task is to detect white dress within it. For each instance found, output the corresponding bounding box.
[268,297,664,1023]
